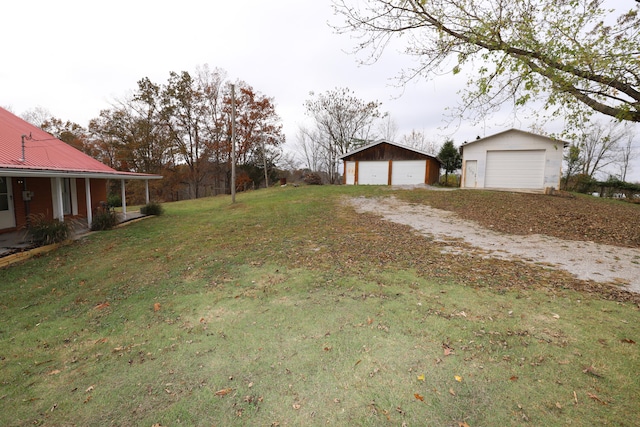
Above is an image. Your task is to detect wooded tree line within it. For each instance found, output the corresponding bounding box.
[23,65,285,203]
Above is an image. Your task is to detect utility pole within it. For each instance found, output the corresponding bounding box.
[231,84,237,203]
[262,135,269,189]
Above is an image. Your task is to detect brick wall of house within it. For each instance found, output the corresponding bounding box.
[90,179,108,212]
[9,177,109,230]
[12,177,54,229]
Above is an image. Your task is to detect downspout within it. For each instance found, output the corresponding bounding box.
[21,178,31,227]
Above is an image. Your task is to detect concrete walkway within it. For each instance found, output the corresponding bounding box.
[0,211,146,258]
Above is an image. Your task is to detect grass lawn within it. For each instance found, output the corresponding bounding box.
[1,185,638,426]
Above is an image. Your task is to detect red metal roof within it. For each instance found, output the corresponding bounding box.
[0,107,153,177]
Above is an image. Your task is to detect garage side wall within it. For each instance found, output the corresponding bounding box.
[461,132,564,190]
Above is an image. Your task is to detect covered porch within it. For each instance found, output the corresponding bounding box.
[1,170,162,233]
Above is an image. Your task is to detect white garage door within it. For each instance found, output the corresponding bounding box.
[391,160,426,185]
[485,150,545,189]
[358,161,389,185]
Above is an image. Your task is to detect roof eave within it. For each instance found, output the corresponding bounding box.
[338,139,439,161]
[0,168,163,180]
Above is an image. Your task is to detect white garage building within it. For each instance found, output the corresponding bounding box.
[460,129,567,191]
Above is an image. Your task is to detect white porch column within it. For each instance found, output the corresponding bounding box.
[70,179,78,215]
[51,177,65,222]
[85,178,92,228]
[120,179,127,216]
[145,180,150,204]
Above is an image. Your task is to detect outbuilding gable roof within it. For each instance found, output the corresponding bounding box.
[338,139,439,161]
[0,107,159,179]
[459,128,569,154]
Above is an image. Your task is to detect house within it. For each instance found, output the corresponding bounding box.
[339,139,441,185]
[0,107,161,233]
[459,129,567,191]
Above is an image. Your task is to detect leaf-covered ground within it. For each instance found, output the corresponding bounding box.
[383,189,640,305]
[396,189,640,249]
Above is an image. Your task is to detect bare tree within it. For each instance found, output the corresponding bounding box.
[400,129,438,155]
[304,87,384,183]
[21,106,52,128]
[377,115,398,141]
[576,121,629,179]
[295,126,325,173]
[618,131,637,182]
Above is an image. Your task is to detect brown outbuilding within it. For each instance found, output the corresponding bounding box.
[339,140,441,186]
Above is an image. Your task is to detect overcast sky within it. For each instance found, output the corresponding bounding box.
[2,0,639,180]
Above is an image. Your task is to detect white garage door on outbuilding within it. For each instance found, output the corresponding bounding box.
[391,160,427,185]
[485,150,545,189]
[358,161,389,185]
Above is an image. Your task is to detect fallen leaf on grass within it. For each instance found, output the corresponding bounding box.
[582,365,603,378]
[414,393,424,401]
[509,376,519,381]
[292,403,301,410]
[458,422,470,427]
[443,343,454,356]
[621,338,636,344]
[417,374,425,382]
[587,392,607,405]
[153,303,161,312]
[47,369,61,376]
[215,388,233,396]
[455,375,463,382]
[94,302,110,310]
[449,388,456,396]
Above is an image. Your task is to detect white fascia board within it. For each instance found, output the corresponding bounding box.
[0,168,163,180]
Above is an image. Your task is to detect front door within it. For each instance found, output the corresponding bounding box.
[0,176,16,229]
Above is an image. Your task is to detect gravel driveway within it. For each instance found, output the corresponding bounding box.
[349,196,640,294]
